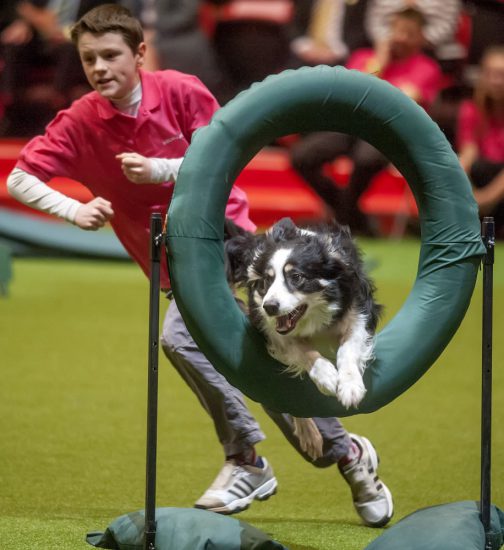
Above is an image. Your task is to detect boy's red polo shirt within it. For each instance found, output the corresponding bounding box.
[17,70,256,287]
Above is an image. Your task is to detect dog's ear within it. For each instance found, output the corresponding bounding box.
[224,217,249,240]
[267,217,298,242]
[224,224,261,286]
[323,223,355,265]
[338,224,352,239]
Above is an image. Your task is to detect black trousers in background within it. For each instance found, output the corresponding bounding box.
[470,159,504,235]
[290,132,388,232]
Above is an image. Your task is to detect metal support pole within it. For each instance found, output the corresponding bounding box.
[145,213,163,550]
[480,216,494,549]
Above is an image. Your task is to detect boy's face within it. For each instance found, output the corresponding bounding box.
[389,17,425,60]
[78,32,146,101]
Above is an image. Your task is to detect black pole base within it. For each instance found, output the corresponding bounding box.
[144,213,164,550]
[480,217,494,549]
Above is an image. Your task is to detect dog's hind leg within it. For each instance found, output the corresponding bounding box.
[293,417,324,460]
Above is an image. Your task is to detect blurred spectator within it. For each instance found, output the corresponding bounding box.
[0,0,116,136]
[465,0,504,68]
[290,0,370,67]
[150,0,224,100]
[0,3,19,122]
[291,0,351,66]
[208,0,295,103]
[365,0,462,62]
[120,0,160,70]
[457,45,504,235]
[290,7,442,233]
[1,1,70,135]
[152,1,369,105]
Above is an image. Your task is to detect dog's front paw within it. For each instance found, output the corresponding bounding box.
[309,358,339,396]
[336,370,366,408]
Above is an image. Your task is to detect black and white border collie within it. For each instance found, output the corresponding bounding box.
[225,217,381,403]
[225,217,381,459]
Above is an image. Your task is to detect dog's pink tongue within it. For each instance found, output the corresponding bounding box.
[276,315,292,333]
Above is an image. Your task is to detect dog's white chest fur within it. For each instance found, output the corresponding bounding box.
[264,306,374,409]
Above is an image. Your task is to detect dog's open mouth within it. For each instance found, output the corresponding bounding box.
[275,304,308,335]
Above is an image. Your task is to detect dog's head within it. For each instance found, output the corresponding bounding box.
[231,218,359,336]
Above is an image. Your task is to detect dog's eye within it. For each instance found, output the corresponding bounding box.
[289,272,304,285]
[254,278,269,295]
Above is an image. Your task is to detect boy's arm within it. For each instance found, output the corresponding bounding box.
[7,167,114,230]
[7,167,83,221]
[116,153,184,184]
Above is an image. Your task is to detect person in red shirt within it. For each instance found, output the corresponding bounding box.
[457,45,504,235]
[290,7,442,233]
[6,4,394,525]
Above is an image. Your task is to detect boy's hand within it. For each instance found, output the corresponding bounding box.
[1,19,33,45]
[116,152,153,184]
[74,197,114,230]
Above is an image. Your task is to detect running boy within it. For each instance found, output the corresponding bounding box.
[7,3,393,527]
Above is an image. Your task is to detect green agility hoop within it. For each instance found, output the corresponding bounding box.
[166,66,485,417]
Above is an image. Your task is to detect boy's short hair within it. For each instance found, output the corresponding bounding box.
[70,4,144,53]
[392,7,426,28]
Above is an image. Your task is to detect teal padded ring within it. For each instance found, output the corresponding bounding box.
[166,66,485,417]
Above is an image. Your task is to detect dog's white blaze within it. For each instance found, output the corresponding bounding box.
[263,248,300,312]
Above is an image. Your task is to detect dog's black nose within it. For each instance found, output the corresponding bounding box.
[263,300,280,316]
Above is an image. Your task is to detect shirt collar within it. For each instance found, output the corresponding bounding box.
[95,70,161,120]
[139,70,161,112]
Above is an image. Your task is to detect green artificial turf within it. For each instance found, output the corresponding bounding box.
[0,238,503,550]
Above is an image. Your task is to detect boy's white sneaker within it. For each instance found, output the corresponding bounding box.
[194,457,278,515]
[339,433,394,527]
